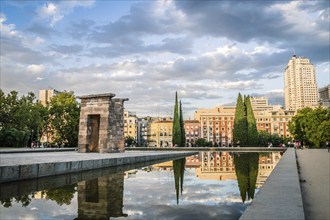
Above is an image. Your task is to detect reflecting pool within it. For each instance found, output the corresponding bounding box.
[0,151,282,220]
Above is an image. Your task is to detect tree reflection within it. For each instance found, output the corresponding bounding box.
[43,185,76,206]
[173,158,186,204]
[0,185,76,208]
[234,153,259,203]
[0,195,31,208]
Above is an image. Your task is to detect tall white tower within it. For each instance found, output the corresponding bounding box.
[284,55,319,111]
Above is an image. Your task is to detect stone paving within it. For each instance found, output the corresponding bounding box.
[0,150,197,182]
[296,149,330,220]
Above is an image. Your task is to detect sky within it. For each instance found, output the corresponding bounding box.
[1,0,329,119]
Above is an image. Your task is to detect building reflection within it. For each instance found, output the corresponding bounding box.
[76,173,127,220]
[194,152,281,186]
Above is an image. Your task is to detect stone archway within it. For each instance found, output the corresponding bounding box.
[77,93,128,153]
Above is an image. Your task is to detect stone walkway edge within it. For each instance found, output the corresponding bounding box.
[240,148,305,220]
[0,151,197,183]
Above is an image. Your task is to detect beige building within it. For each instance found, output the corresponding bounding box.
[184,120,200,146]
[284,55,319,111]
[147,119,173,147]
[124,111,138,143]
[319,84,330,108]
[39,89,61,106]
[194,98,295,143]
[194,106,236,146]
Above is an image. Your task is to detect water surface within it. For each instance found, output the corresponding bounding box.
[0,151,282,220]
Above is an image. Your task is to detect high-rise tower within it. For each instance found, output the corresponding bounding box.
[284,55,319,111]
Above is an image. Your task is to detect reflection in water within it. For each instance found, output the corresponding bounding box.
[77,173,127,220]
[1,152,282,219]
[173,158,186,204]
[234,153,259,203]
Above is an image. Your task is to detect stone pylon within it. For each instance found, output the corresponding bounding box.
[77,93,128,153]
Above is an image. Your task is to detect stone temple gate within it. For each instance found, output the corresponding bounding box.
[77,93,128,153]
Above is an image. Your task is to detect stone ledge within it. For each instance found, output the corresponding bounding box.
[239,148,304,220]
[0,152,197,183]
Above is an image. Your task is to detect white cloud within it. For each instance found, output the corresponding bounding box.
[37,1,95,26]
[0,14,17,37]
[27,64,45,74]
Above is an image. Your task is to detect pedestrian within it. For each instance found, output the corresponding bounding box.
[326,141,330,153]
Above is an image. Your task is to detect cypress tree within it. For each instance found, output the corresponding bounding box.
[233,93,247,146]
[172,92,182,147]
[179,100,186,147]
[245,96,258,146]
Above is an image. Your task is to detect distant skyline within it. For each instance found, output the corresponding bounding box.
[1,0,329,119]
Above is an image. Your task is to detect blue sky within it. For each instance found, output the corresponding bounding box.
[1,0,329,118]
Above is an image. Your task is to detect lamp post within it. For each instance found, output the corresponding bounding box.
[31,129,34,148]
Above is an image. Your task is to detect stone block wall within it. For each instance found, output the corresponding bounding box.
[77,93,128,153]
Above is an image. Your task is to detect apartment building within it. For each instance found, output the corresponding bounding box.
[124,111,138,142]
[148,119,173,147]
[194,106,235,146]
[137,117,153,146]
[284,55,319,110]
[319,84,330,108]
[184,120,200,146]
[39,88,61,106]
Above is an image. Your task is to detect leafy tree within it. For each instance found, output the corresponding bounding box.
[179,100,186,147]
[288,107,330,148]
[49,91,80,147]
[125,136,135,147]
[172,92,182,147]
[0,90,49,147]
[195,138,207,147]
[233,93,247,146]
[245,96,258,145]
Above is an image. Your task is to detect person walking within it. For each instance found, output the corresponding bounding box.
[326,141,330,153]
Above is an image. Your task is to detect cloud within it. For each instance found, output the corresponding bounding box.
[50,44,84,55]
[37,0,95,26]
[27,64,45,74]
[0,14,18,37]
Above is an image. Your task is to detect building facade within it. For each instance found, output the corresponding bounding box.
[148,119,173,147]
[137,117,153,147]
[123,111,138,143]
[184,120,200,146]
[194,106,235,146]
[39,88,61,106]
[319,84,330,108]
[284,55,319,111]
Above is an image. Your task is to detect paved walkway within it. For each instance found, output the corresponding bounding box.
[240,148,304,220]
[0,151,194,166]
[296,149,330,220]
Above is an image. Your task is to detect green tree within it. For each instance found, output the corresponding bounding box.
[0,90,49,147]
[245,96,258,146]
[125,136,135,147]
[288,107,330,147]
[233,93,247,146]
[49,91,80,147]
[195,138,207,147]
[172,92,182,147]
[179,100,186,147]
